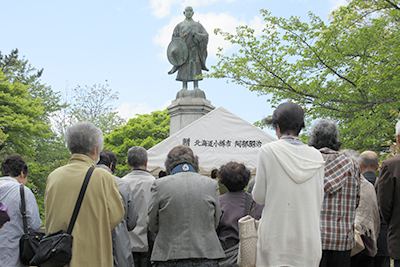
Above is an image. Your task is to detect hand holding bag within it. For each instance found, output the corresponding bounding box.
[237,195,259,267]
[350,230,365,256]
[30,167,94,267]
[19,184,45,265]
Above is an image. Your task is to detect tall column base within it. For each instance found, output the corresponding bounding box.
[167,91,215,135]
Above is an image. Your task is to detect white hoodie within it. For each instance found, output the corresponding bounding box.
[253,139,325,267]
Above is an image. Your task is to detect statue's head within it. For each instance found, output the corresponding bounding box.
[184,6,194,20]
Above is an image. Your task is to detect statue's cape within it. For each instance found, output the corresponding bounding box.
[167,38,188,67]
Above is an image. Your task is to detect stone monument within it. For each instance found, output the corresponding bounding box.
[167,6,214,135]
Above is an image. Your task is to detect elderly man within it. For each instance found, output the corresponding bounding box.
[360,151,380,185]
[0,154,41,267]
[339,150,380,267]
[122,146,155,267]
[45,122,124,267]
[97,149,138,267]
[359,150,390,267]
[308,119,360,267]
[378,120,400,267]
[148,145,225,267]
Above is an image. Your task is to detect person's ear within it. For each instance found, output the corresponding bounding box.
[18,171,27,185]
[109,162,114,172]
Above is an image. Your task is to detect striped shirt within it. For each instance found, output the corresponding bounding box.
[319,148,360,251]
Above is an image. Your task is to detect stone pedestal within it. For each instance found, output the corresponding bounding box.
[168,89,215,135]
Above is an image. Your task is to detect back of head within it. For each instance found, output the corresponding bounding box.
[127,146,147,169]
[265,102,305,136]
[308,119,341,151]
[98,149,118,173]
[340,149,360,164]
[218,162,250,192]
[65,122,104,156]
[359,150,379,171]
[1,154,28,177]
[158,170,167,178]
[165,145,199,174]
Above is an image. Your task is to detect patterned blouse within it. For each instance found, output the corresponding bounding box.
[319,148,361,251]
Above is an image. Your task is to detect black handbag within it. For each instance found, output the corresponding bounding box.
[30,167,94,267]
[19,183,45,265]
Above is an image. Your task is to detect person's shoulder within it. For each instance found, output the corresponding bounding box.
[176,20,186,27]
[260,141,278,153]
[23,185,38,202]
[93,167,116,182]
[48,164,68,177]
[115,176,129,188]
[219,191,231,201]
[198,174,219,189]
[383,154,400,166]
[122,170,155,184]
[94,166,112,175]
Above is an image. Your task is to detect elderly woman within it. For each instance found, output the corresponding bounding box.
[148,145,225,267]
[216,162,263,266]
[45,122,124,267]
[308,119,360,267]
[0,155,41,267]
[252,102,326,266]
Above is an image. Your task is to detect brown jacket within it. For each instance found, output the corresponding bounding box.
[377,154,400,259]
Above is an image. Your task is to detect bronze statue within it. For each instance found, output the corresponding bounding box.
[167,6,209,90]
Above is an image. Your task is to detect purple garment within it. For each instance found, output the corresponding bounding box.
[0,200,10,226]
[361,235,376,257]
[217,190,263,250]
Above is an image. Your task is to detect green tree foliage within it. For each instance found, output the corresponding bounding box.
[0,71,50,157]
[104,110,170,177]
[209,0,400,151]
[0,49,64,117]
[1,49,69,223]
[27,135,70,222]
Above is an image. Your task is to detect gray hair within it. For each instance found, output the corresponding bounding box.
[65,121,104,156]
[127,146,147,168]
[340,149,360,164]
[396,120,400,136]
[308,119,341,151]
[165,145,199,174]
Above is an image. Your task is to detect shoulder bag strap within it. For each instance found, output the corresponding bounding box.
[19,184,28,233]
[67,167,95,235]
[244,192,252,216]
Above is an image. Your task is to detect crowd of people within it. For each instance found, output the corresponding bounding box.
[0,102,399,267]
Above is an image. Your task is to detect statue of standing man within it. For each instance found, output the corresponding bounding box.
[167,6,209,91]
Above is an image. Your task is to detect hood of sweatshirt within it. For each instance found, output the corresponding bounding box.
[267,140,325,184]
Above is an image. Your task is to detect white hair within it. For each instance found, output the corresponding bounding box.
[396,120,400,136]
[65,122,104,156]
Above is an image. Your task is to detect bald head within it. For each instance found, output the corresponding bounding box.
[359,150,379,173]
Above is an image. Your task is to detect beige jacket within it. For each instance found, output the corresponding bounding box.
[355,175,380,254]
[45,154,124,267]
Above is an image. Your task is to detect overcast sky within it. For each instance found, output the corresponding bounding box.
[1,0,346,136]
